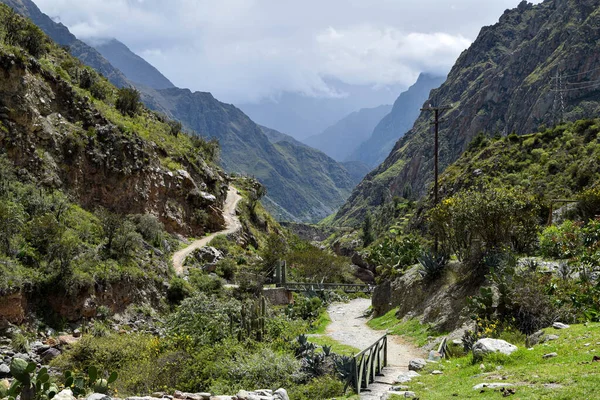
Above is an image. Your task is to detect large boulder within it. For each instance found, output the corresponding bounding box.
[273,389,289,400]
[472,338,517,359]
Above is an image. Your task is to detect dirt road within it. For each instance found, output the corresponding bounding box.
[326,298,424,399]
[172,186,242,275]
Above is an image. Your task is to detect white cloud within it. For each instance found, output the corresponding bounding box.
[34,0,543,103]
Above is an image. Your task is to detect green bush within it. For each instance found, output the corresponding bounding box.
[288,376,345,400]
[539,220,583,259]
[429,185,540,266]
[578,186,600,221]
[167,276,192,305]
[188,270,223,294]
[115,88,141,116]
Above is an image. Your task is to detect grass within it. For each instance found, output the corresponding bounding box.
[367,308,444,347]
[308,335,360,356]
[309,309,332,334]
[393,323,600,399]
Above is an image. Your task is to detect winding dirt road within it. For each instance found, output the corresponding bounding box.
[172,186,242,275]
[326,298,424,400]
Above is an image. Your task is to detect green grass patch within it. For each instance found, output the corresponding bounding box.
[397,323,600,399]
[309,309,332,334]
[308,335,359,356]
[368,308,443,346]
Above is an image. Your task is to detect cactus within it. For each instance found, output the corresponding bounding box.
[6,359,56,400]
[64,368,117,397]
[238,296,267,342]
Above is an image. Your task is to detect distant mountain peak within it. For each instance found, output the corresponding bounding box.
[92,38,175,90]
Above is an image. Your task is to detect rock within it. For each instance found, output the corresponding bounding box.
[253,390,271,397]
[13,352,30,361]
[391,385,410,391]
[73,329,81,338]
[125,397,156,400]
[431,370,443,375]
[351,265,375,284]
[553,322,570,329]
[1,379,9,391]
[546,334,559,341]
[87,393,111,400]
[35,345,51,355]
[408,358,427,371]
[472,338,518,359]
[235,391,249,400]
[428,350,442,361]
[58,335,80,346]
[151,393,165,398]
[543,352,558,359]
[54,389,77,400]
[383,392,417,399]
[273,389,288,400]
[473,383,514,390]
[41,348,61,362]
[527,330,545,346]
[396,371,420,383]
[0,364,9,378]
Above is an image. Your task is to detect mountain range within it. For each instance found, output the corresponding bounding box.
[332,0,600,226]
[1,0,369,223]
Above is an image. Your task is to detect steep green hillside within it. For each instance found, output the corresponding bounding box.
[334,0,600,226]
[304,104,392,162]
[138,86,358,223]
[438,119,600,201]
[94,38,175,89]
[0,0,129,87]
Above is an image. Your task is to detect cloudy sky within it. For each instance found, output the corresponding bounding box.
[35,0,542,104]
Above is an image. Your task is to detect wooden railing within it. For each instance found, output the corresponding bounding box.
[352,334,387,394]
[283,282,375,293]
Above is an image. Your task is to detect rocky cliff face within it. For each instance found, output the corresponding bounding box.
[0,51,226,236]
[334,0,600,226]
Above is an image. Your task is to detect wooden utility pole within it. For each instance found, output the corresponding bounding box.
[421,104,452,253]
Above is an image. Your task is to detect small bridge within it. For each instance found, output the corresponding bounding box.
[351,334,388,394]
[274,261,373,294]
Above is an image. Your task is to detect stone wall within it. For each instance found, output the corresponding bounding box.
[262,288,293,305]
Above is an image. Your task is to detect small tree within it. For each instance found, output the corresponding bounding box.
[168,120,182,137]
[115,88,140,116]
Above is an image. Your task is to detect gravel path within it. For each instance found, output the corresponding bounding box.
[326,298,424,400]
[172,186,242,275]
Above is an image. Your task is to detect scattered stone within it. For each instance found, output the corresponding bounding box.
[593,356,600,362]
[543,352,558,359]
[553,322,570,330]
[527,330,545,346]
[479,364,485,370]
[383,391,417,399]
[73,329,81,338]
[54,389,77,400]
[125,397,156,400]
[428,350,442,361]
[0,364,9,378]
[235,391,249,400]
[58,335,80,346]
[87,393,111,400]
[390,385,410,391]
[584,343,591,347]
[472,339,518,359]
[546,335,559,341]
[473,383,514,390]
[273,388,288,400]
[151,393,165,398]
[41,348,61,363]
[408,358,427,371]
[431,370,443,375]
[395,371,420,383]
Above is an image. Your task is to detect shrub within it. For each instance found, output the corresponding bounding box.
[578,186,600,221]
[167,276,192,305]
[429,185,540,266]
[539,220,583,259]
[188,270,223,294]
[115,88,141,116]
[214,258,238,281]
[168,120,182,137]
[288,376,345,400]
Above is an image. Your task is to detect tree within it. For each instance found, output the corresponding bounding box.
[0,200,24,255]
[115,88,141,116]
[261,233,287,278]
[168,120,182,137]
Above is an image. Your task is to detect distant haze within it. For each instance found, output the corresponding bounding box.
[35,0,541,105]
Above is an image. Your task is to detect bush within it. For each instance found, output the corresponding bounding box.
[429,185,540,266]
[188,270,223,294]
[539,220,583,259]
[214,258,238,281]
[578,186,600,221]
[288,376,346,400]
[167,276,192,305]
[115,88,141,116]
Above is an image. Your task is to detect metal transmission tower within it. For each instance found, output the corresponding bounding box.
[420,104,452,253]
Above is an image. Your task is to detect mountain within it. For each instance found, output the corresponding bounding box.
[237,79,405,140]
[303,104,392,162]
[333,0,600,226]
[136,85,357,222]
[348,74,446,167]
[93,39,175,90]
[4,0,360,223]
[0,0,129,88]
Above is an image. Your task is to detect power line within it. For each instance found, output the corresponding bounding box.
[550,65,600,80]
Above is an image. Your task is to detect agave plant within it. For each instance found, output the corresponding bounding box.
[333,355,355,393]
[418,251,448,281]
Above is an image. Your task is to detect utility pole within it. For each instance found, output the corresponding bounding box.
[421,104,452,253]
